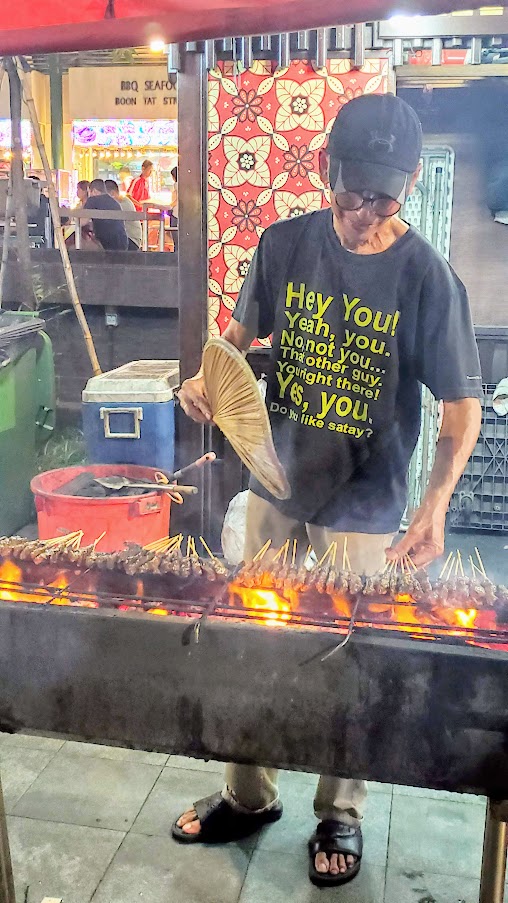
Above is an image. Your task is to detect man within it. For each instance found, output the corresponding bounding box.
[127,159,153,212]
[174,94,483,887]
[83,179,128,251]
[105,179,142,250]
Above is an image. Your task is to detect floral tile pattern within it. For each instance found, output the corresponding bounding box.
[207,58,389,338]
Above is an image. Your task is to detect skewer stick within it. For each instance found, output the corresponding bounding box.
[91,531,106,553]
[199,536,218,562]
[291,539,297,569]
[173,534,183,555]
[44,532,81,548]
[342,536,348,571]
[475,547,487,579]
[318,542,333,568]
[405,554,418,572]
[252,540,271,562]
[304,544,312,568]
[469,555,483,579]
[439,551,453,580]
[272,539,290,564]
[445,552,457,581]
[457,550,464,577]
[344,549,352,572]
[330,541,337,567]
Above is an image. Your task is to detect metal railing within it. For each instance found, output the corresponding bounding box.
[58,206,177,252]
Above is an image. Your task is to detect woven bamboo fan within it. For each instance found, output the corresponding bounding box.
[202,338,291,500]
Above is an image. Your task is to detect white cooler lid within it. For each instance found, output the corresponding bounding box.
[82,360,180,403]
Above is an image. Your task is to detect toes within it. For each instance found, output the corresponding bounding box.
[329,853,340,875]
[315,853,329,874]
[176,809,199,829]
[314,850,357,876]
[182,819,201,835]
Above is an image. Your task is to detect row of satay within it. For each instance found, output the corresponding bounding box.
[236,553,507,609]
[0,536,507,611]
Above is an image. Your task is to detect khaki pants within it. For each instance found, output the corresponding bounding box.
[222,491,395,828]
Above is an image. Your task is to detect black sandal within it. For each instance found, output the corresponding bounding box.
[171,791,283,844]
[308,819,363,886]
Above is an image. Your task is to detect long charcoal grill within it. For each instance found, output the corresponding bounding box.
[0,555,507,902]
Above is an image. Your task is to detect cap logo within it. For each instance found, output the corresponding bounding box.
[368,132,395,154]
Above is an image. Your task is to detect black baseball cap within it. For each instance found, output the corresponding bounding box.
[327,94,422,204]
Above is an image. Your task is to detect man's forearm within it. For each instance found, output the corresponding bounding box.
[420,397,482,512]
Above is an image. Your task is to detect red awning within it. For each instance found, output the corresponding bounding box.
[0,0,476,56]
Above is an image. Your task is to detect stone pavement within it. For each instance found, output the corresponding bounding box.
[0,731,494,903]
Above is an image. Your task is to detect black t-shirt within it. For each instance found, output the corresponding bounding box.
[84,194,128,250]
[233,209,483,532]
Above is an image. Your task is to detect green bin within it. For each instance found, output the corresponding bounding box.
[0,312,55,535]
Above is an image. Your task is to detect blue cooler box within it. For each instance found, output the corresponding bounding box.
[82,360,180,471]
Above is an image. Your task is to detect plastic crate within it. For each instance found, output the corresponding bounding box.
[450,384,508,531]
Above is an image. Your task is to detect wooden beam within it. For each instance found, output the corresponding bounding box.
[174,48,208,536]
[397,64,508,88]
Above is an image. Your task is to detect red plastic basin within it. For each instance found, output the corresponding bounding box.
[31,464,172,552]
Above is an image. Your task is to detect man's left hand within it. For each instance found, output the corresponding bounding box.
[385,503,447,569]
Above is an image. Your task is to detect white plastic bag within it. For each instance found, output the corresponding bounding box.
[221,490,249,565]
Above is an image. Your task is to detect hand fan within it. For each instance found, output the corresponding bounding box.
[202,337,291,500]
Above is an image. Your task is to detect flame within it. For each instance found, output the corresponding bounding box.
[0,556,503,650]
[0,560,98,608]
[454,608,478,629]
[0,561,22,598]
[230,583,291,626]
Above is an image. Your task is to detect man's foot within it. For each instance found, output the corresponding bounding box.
[314,850,357,877]
[308,820,363,886]
[176,807,201,837]
[171,792,283,844]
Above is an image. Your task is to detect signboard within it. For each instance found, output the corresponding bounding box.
[72,119,178,148]
[68,67,177,120]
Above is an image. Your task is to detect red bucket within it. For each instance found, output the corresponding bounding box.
[31,464,172,552]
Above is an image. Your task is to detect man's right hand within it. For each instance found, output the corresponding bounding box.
[177,374,213,424]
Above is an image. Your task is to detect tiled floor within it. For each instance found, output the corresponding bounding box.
[0,732,493,903]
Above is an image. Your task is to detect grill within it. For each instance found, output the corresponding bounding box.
[0,538,506,903]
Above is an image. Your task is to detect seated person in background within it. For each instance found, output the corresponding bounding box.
[127,159,153,211]
[83,178,128,251]
[105,179,142,250]
[76,180,90,207]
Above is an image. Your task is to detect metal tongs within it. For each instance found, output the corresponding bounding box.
[93,452,217,505]
[93,472,197,505]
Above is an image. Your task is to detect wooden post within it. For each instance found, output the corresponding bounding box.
[18,59,102,376]
[0,170,14,308]
[174,48,209,536]
[5,57,36,309]
[48,55,64,171]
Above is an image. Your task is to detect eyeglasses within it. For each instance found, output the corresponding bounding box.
[334,191,401,218]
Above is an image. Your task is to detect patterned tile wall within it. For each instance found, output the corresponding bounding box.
[207,57,390,340]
